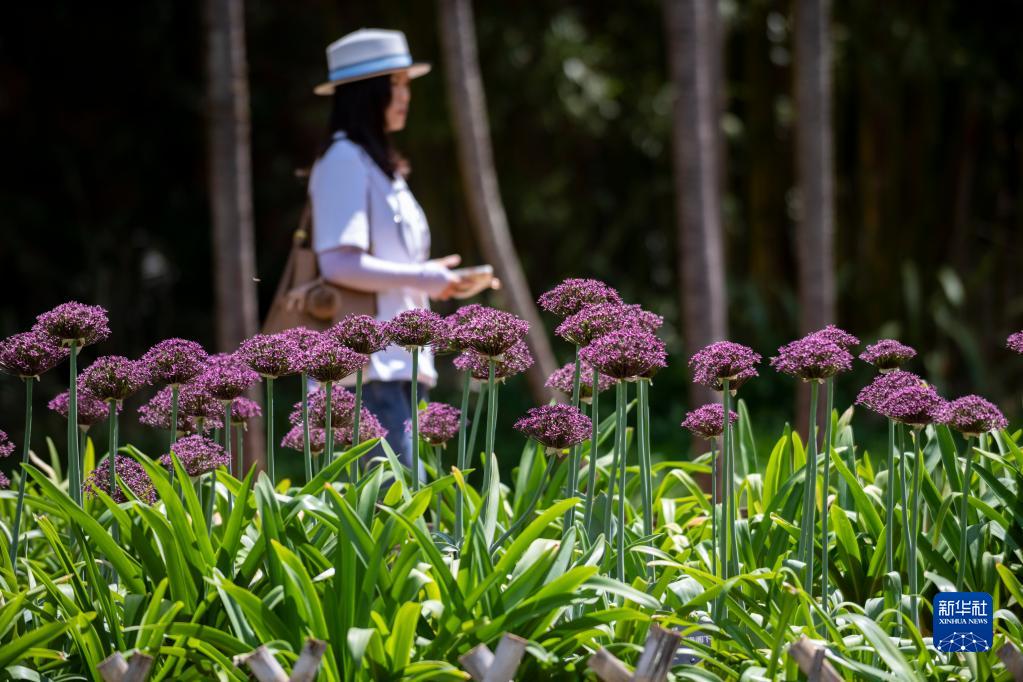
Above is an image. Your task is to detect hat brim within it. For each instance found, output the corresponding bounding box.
[314,62,431,96]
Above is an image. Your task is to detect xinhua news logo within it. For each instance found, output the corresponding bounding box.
[932,592,993,653]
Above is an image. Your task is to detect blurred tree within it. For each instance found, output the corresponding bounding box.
[204,0,264,468]
[437,0,558,403]
[663,0,728,408]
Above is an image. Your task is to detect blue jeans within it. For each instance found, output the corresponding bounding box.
[360,380,427,471]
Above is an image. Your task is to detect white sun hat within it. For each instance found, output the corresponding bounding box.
[314,28,431,96]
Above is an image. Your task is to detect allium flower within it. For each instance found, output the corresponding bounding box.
[578,328,667,380]
[689,341,762,391]
[454,307,529,357]
[680,403,739,440]
[545,361,614,402]
[238,333,302,378]
[1007,331,1023,354]
[142,338,207,385]
[139,387,221,433]
[33,302,111,347]
[281,424,327,454]
[859,339,917,373]
[138,387,189,431]
[49,390,116,427]
[329,315,389,355]
[279,327,321,372]
[770,335,853,382]
[178,381,226,424]
[879,385,947,426]
[809,325,860,350]
[514,404,592,454]
[282,411,387,453]
[0,430,14,458]
[289,385,357,429]
[941,395,1008,437]
[230,397,262,425]
[385,309,445,348]
[0,331,69,378]
[0,472,9,488]
[305,337,368,383]
[537,278,622,317]
[432,305,489,355]
[406,402,461,446]
[79,355,150,403]
[453,340,534,382]
[855,370,925,414]
[199,354,259,401]
[161,435,230,477]
[83,455,157,504]
[556,303,663,347]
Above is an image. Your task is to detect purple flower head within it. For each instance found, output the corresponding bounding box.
[138,387,221,433]
[385,309,445,348]
[406,402,461,446]
[161,435,230,477]
[859,339,917,373]
[199,354,260,401]
[0,472,9,488]
[770,335,853,382]
[0,331,69,378]
[545,361,614,402]
[230,397,262,425]
[83,455,157,504]
[454,307,529,358]
[453,340,534,382]
[0,430,14,458]
[329,315,389,355]
[514,404,592,455]
[1007,331,1023,355]
[177,380,226,424]
[556,303,663,347]
[855,370,924,414]
[537,278,622,317]
[289,384,357,429]
[142,339,207,386]
[279,327,322,372]
[579,328,667,381]
[33,302,111,347]
[80,355,150,403]
[809,325,860,350]
[305,336,368,383]
[879,385,947,427]
[689,341,762,391]
[432,305,489,355]
[680,403,739,440]
[281,424,326,454]
[49,389,114,427]
[138,387,189,432]
[942,395,1008,437]
[238,333,302,378]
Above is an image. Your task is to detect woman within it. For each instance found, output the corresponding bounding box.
[309,29,488,468]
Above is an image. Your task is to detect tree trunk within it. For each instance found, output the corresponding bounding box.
[437,0,558,403]
[663,0,728,410]
[203,0,264,470]
[794,0,836,433]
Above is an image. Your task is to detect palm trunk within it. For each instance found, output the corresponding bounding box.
[436,0,557,404]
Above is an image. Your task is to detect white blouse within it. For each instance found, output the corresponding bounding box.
[309,132,437,387]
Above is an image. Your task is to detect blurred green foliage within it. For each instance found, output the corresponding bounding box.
[1,1,1022,478]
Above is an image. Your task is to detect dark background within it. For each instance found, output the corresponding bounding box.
[2,1,1022,478]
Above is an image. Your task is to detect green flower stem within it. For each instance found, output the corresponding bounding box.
[107,401,119,544]
[602,380,624,559]
[223,400,233,509]
[957,435,974,590]
[710,436,718,579]
[236,426,244,480]
[564,348,582,535]
[168,384,180,489]
[616,380,628,582]
[324,380,334,469]
[68,340,80,505]
[485,357,497,469]
[265,377,275,484]
[821,378,833,611]
[433,444,444,531]
[582,365,601,539]
[898,425,910,582]
[352,367,363,482]
[411,348,421,490]
[909,428,923,630]
[637,379,653,581]
[205,468,217,530]
[885,418,896,577]
[454,371,471,544]
[10,378,34,567]
[721,380,736,584]
[798,380,820,594]
[490,454,558,555]
[467,382,486,471]
[301,373,312,482]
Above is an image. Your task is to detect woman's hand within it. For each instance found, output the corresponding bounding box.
[427,254,464,301]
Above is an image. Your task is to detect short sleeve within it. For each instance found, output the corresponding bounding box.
[309,142,370,253]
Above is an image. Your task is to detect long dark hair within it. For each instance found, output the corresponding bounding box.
[324,74,405,178]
